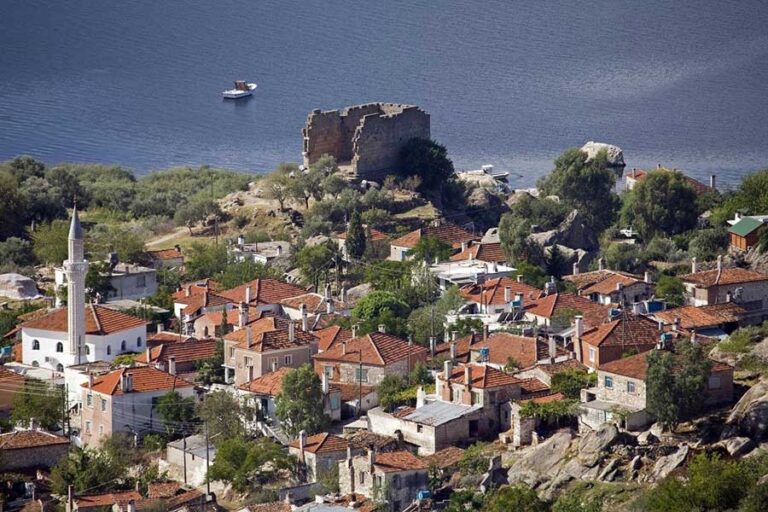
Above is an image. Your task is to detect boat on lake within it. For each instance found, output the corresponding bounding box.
[222,80,257,99]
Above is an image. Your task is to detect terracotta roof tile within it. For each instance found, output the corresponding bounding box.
[280,293,345,315]
[0,366,25,384]
[22,305,146,335]
[422,446,465,469]
[582,313,661,348]
[346,431,399,451]
[564,270,640,291]
[83,366,194,396]
[147,482,182,499]
[136,339,218,365]
[373,450,427,473]
[146,332,194,345]
[680,267,768,287]
[330,381,376,401]
[459,277,542,306]
[444,363,521,389]
[469,333,566,368]
[289,432,349,454]
[599,350,733,380]
[450,242,507,263]
[655,303,745,329]
[219,278,306,306]
[434,333,480,363]
[223,317,317,352]
[147,248,183,261]
[520,392,566,404]
[582,273,644,296]
[165,489,205,509]
[517,377,550,396]
[336,227,388,242]
[238,367,293,395]
[315,325,353,352]
[313,332,427,367]
[0,430,69,450]
[74,491,142,509]
[525,293,611,329]
[391,223,477,250]
[177,292,233,315]
[172,280,219,301]
[535,358,587,376]
[196,307,262,328]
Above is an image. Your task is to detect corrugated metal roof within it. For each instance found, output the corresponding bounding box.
[402,401,482,426]
[729,216,764,237]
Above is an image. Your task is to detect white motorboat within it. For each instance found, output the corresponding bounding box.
[222,80,257,99]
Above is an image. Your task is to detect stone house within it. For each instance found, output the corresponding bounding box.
[165,434,216,487]
[68,488,208,512]
[467,333,570,370]
[580,348,734,431]
[223,317,318,386]
[564,269,654,307]
[457,277,541,316]
[450,242,508,265]
[280,292,350,327]
[0,429,70,471]
[289,432,353,483]
[576,313,661,370]
[302,103,430,182]
[134,339,218,379]
[173,290,234,337]
[147,246,184,269]
[653,303,745,335]
[680,259,768,322]
[338,450,428,512]
[523,292,611,331]
[333,227,389,261]
[433,332,481,364]
[218,278,308,315]
[389,221,477,262]
[55,261,157,306]
[79,366,196,447]
[314,325,353,353]
[192,302,262,339]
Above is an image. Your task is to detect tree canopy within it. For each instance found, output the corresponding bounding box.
[207,436,294,492]
[275,364,329,438]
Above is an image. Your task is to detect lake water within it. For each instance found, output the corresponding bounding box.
[1,0,768,187]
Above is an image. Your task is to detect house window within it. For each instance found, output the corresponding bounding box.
[56,364,64,372]
[392,475,401,489]
[330,396,340,410]
[31,361,39,367]
[56,342,64,353]
[32,339,40,350]
[627,381,636,393]
[604,376,613,389]
[85,421,91,434]
[472,391,482,405]
[87,394,93,407]
[244,356,253,367]
[121,340,126,351]
[137,275,146,288]
[107,345,111,355]
[137,337,142,347]
[85,345,91,355]
[359,472,365,485]
[284,355,293,366]
[323,366,333,379]
[229,347,235,358]
[101,398,107,412]
[417,425,423,433]
[355,368,368,383]
[99,425,104,436]
[709,376,722,389]
[588,347,596,363]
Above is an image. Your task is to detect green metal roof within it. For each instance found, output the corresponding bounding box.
[728,217,764,237]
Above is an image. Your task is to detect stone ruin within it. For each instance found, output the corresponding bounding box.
[302,102,430,181]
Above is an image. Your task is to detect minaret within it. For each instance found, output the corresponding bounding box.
[64,205,88,365]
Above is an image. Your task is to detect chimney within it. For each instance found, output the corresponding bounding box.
[276,244,283,256]
[461,241,467,252]
[368,449,375,473]
[464,365,472,387]
[516,274,523,283]
[504,287,511,303]
[145,347,151,365]
[691,257,698,274]
[644,271,651,284]
[377,324,386,333]
[574,315,584,362]
[691,329,698,345]
[127,499,136,512]
[29,418,38,431]
[271,359,278,372]
[326,298,334,315]
[298,430,306,463]
[67,486,74,512]
[416,386,426,408]
[322,372,329,394]
[451,330,458,341]
[156,323,163,334]
[351,324,358,338]
[548,336,557,364]
[429,336,436,355]
[342,341,347,356]
[168,356,176,376]
[245,284,252,304]
[483,324,489,341]
[340,285,348,305]
[289,321,296,343]
[88,373,94,388]
[444,360,453,379]
[120,372,132,392]
[673,317,681,331]
[185,286,190,298]
[324,283,332,300]
[598,257,605,271]
[572,262,579,275]
[301,304,308,331]
[246,326,253,348]
[616,281,624,291]
[710,174,716,190]
[238,301,248,328]
[450,341,457,361]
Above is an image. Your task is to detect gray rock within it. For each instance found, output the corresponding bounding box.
[648,444,689,482]
[649,422,665,439]
[581,141,626,168]
[629,455,642,471]
[598,458,620,482]
[578,424,621,468]
[528,209,599,252]
[637,429,658,446]
[725,378,768,441]
[507,431,575,486]
[717,437,755,458]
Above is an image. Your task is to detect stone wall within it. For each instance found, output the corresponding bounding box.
[302,103,430,181]
[0,443,69,471]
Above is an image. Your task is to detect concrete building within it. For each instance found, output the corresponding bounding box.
[302,103,430,182]
[55,261,157,306]
[79,366,196,447]
[147,246,184,269]
[0,428,70,471]
[338,450,428,512]
[289,432,352,483]
[165,434,216,487]
[229,239,290,265]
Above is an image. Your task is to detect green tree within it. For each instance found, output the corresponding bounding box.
[0,170,27,240]
[156,391,197,437]
[688,228,729,261]
[621,170,698,240]
[345,210,367,260]
[185,243,228,280]
[295,242,335,289]
[446,317,484,338]
[207,436,294,491]
[483,485,548,512]
[601,242,642,273]
[196,339,225,385]
[196,390,246,442]
[551,369,596,399]
[50,446,127,495]
[545,244,567,279]
[0,237,36,270]
[377,375,404,412]
[444,490,485,512]
[173,197,222,236]
[275,364,329,438]
[408,287,466,345]
[409,361,432,385]
[216,259,279,289]
[87,224,147,264]
[656,275,685,307]
[352,290,411,336]
[398,138,456,193]
[711,168,768,225]
[85,262,116,302]
[263,168,292,211]
[31,219,70,265]
[12,379,64,430]
[411,235,451,263]
[537,147,619,233]
[499,195,568,265]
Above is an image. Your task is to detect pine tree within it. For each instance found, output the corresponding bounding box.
[345,209,366,260]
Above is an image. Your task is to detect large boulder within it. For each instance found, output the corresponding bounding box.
[716,437,755,458]
[507,431,575,488]
[724,379,768,441]
[0,273,40,300]
[528,209,599,252]
[647,445,689,482]
[580,141,626,169]
[578,424,621,467]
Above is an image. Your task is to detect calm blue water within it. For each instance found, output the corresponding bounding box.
[1,0,768,187]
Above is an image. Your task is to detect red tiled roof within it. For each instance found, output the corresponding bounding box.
[373,451,427,473]
[223,317,317,352]
[335,227,388,242]
[313,332,427,367]
[177,292,233,315]
[564,270,640,291]
[172,280,219,301]
[444,363,521,389]
[280,293,346,315]
[289,432,349,454]
[147,248,183,261]
[315,325,353,352]
[459,277,542,306]
[525,293,611,329]
[434,333,480,363]
[450,242,507,263]
[583,273,644,296]
[84,366,194,396]
[136,339,218,365]
[518,377,550,396]
[421,446,465,469]
[196,306,263,328]
[74,491,142,510]
[391,223,476,250]
[147,332,194,345]
[147,482,181,499]
[0,430,69,450]
[23,305,146,335]
[680,267,768,287]
[330,381,376,401]
[520,392,566,404]
[654,303,745,329]
[238,367,293,395]
[582,313,660,348]
[599,350,733,380]
[627,168,713,196]
[0,366,25,384]
[469,333,566,368]
[219,278,306,306]
[165,489,205,510]
[535,358,587,376]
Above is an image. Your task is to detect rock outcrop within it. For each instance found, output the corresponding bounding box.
[647,444,689,482]
[578,424,622,467]
[528,209,600,252]
[581,141,626,169]
[723,379,768,441]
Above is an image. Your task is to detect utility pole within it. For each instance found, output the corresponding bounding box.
[205,421,211,497]
[358,349,363,419]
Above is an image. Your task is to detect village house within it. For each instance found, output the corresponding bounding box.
[79,366,196,447]
[229,238,290,264]
[314,325,354,353]
[576,313,662,370]
[446,277,541,329]
[338,450,428,512]
[428,259,516,290]
[564,269,655,307]
[223,316,318,386]
[147,246,184,269]
[624,167,716,196]
[433,332,481,363]
[0,366,25,418]
[450,241,507,265]
[514,358,587,387]
[368,362,522,455]
[67,487,208,512]
[146,327,194,348]
[192,301,262,339]
[172,279,219,302]
[173,290,234,337]
[135,338,218,379]
[524,292,611,331]
[0,428,70,471]
[388,221,477,262]
[165,433,216,487]
[680,257,768,322]
[55,259,157,307]
[580,347,734,431]
[333,227,389,261]
[652,303,745,337]
[467,332,570,370]
[21,304,147,373]
[280,291,350,327]
[289,432,353,483]
[218,278,307,315]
